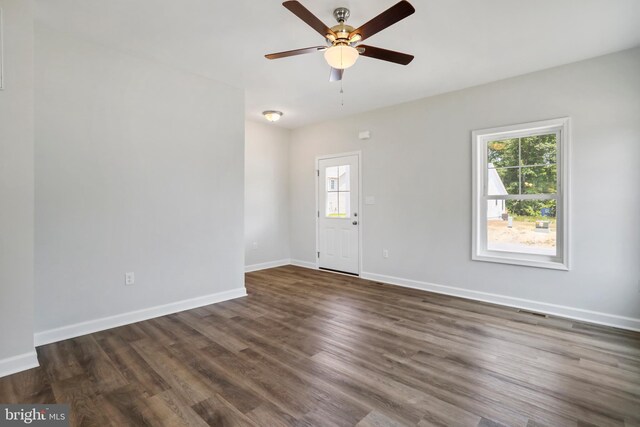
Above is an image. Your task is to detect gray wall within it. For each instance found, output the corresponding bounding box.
[34,26,245,332]
[289,48,640,321]
[0,0,35,361]
[244,120,290,267]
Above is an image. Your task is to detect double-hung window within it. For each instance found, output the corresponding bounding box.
[472,118,570,270]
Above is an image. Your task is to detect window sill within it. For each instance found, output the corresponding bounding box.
[473,252,569,271]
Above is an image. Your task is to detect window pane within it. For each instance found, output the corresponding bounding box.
[338,192,350,218]
[488,138,518,168]
[338,165,350,191]
[326,192,339,217]
[489,167,519,195]
[325,165,351,218]
[521,165,557,194]
[325,192,350,218]
[487,199,557,256]
[520,134,556,166]
[326,166,339,192]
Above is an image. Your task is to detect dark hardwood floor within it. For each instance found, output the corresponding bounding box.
[1,265,639,426]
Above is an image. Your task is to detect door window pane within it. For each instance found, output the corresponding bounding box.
[326,166,339,191]
[338,165,350,190]
[325,164,351,218]
[326,192,339,217]
[338,192,350,217]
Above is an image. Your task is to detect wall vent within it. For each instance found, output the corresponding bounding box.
[517,309,549,318]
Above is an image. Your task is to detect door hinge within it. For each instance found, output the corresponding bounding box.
[317,211,320,218]
[317,251,320,258]
[316,170,319,177]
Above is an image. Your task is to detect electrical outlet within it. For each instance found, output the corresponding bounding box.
[125,272,135,286]
[252,242,258,250]
[383,249,389,259]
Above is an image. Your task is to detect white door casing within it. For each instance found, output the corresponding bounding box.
[317,154,360,275]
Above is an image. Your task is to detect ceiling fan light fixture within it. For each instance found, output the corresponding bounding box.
[262,110,283,122]
[324,45,359,70]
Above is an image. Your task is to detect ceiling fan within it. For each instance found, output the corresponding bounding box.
[265,1,415,82]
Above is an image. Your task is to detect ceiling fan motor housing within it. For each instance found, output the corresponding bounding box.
[328,7,358,46]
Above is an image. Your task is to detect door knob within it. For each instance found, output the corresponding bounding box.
[352,221,358,225]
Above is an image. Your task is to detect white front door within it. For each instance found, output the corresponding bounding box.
[318,154,359,275]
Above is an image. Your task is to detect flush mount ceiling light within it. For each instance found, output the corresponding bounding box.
[324,45,359,70]
[262,110,283,122]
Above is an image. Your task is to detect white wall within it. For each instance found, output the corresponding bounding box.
[244,120,290,269]
[34,26,245,335]
[289,48,640,326]
[0,0,37,372]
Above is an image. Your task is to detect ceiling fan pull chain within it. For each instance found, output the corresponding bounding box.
[340,80,344,106]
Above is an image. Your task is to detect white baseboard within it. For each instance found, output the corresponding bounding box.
[244,258,317,272]
[0,351,39,379]
[290,259,317,270]
[361,272,640,332]
[34,287,247,347]
[245,259,291,273]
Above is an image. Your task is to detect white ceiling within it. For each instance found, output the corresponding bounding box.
[35,0,640,128]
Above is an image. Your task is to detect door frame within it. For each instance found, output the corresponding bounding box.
[315,151,363,275]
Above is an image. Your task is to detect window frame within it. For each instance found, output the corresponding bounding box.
[472,118,570,270]
[324,165,351,218]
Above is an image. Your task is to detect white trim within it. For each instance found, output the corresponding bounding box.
[34,287,247,346]
[472,117,571,270]
[0,8,4,90]
[315,151,363,275]
[0,351,39,379]
[264,259,359,276]
[472,253,568,270]
[562,118,572,269]
[472,119,569,139]
[361,271,640,332]
[245,259,291,272]
[290,259,317,270]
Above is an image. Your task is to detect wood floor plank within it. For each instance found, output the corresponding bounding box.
[356,410,412,427]
[164,341,264,414]
[37,340,86,382]
[96,334,171,398]
[130,340,214,405]
[49,374,112,426]
[146,389,210,427]
[0,366,55,404]
[191,394,258,427]
[245,403,306,427]
[0,265,638,426]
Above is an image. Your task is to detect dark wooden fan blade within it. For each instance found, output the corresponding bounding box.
[358,45,414,65]
[349,1,415,42]
[283,1,336,38]
[265,46,326,60]
[329,67,343,82]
